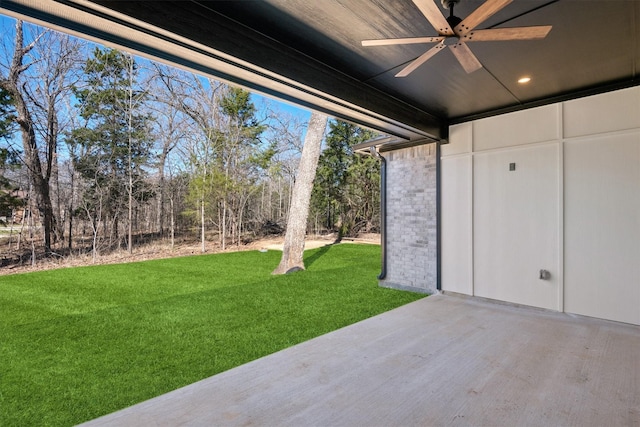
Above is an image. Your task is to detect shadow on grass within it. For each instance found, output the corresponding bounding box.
[304,244,334,268]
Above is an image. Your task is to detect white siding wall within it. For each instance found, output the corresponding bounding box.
[442,86,640,325]
[441,124,473,295]
[473,144,560,311]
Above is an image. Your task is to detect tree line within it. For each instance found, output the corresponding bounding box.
[0,20,379,265]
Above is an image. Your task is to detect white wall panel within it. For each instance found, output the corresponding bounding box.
[473,104,560,151]
[441,86,639,324]
[564,131,640,325]
[441,155,472,295]
[473,144,560,310]
[563,86,640,138]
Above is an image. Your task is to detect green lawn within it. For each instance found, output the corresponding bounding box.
[0,244,425,426]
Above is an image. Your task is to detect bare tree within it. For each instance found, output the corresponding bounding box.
[28,30,82,248]
[273,111,328,274]
[0,20,77,253]
[262,107,307,225]
[153,67,225,251]
[80,177,104,263]
[146,79,186,236]
[0,21,53,252]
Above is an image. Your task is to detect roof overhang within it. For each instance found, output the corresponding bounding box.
[2,0,638,151]
[0,0,446,142]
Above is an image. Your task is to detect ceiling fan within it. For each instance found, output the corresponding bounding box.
[362,0,552,77]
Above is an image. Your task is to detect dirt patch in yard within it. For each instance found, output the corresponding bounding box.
[254,233,380,251]
[0,233,380,276]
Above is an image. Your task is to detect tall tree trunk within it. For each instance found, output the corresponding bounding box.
[128,167,133,254]
[170,194,175,250]
[273,111,328,274]
[127,54,135,254]
[67,204,73,249]
[28,201,36,266]
[0,21,55,253]
[221,199,227,251]
[157,153,166,235]
[201,197,206,253]
[47,96,61,246]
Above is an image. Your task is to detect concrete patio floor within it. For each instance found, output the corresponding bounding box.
[81,293,640,426]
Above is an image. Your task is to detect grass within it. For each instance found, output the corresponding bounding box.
[0,244,426,426]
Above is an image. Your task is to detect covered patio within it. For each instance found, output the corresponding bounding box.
[1,2,638,424]
[81,294,639,426]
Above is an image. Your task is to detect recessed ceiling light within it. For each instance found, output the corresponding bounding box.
[518,77,532,84]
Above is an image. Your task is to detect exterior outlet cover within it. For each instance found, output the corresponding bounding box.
[539,269,551,280]
[509,162,516,171]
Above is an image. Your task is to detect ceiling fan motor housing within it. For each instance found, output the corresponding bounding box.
[442,0,462,30]
[441,0,460,9]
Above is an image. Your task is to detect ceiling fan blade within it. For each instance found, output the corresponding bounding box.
[455,0,512,35]
[395,41,446,77]
[362,36,445,46]
[449,42,482,73]
[412,0,454,36]
[464,26,552,41]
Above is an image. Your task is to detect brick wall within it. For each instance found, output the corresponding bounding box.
[380,143,437,294]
